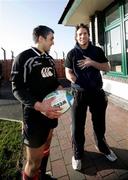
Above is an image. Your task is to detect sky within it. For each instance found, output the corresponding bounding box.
[0,0,75,59]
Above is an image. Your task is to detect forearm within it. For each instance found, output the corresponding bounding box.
[65,69,76,83]
[57,85,64,90]
[91,61,110,72]
[12,82,38,108]
[34,101,43,112]
[78,56,111,72]
[34,98,62,119]
[66,74,76,83]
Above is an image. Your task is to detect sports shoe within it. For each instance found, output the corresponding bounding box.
[39,172,57,180]
[45,174,57,180]
[105,149,117,162]
[95,145,117,162]
[72,156,82,170]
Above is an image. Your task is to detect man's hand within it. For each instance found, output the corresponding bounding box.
[77,56,110,71]
[34,98,62,119]
[77,56,93,70]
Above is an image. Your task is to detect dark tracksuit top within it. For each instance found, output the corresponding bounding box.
[65,42,108,91]
[65,42,109,159]
[11,47,60,129]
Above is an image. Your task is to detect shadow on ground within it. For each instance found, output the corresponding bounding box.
[79,147,128,178]
[0,81,22,120]
[0,81,14,99]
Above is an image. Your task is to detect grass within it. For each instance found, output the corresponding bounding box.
[0,119,23,179]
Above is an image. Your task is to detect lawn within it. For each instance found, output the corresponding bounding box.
[0,119,23,179]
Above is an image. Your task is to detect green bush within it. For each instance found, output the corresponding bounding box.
[0,120,23,179]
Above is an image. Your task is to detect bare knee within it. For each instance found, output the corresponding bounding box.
[25,158,41,176]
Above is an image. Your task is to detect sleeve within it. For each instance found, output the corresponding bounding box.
[97,47,108,63]
[64,50,74,69]
[11,53,38,108]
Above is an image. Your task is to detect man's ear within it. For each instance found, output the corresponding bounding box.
[38,35,45,42]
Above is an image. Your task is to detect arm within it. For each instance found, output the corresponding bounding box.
[65,67,77,83]
[57,85,64,90]
[12,76,62,119]
[11,54,38,108]
[34,98,62,119]
[91,61,110,72]
[77,56,111,72]
[11,54,62,119]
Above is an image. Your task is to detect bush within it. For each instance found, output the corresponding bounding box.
[0,120,23,179]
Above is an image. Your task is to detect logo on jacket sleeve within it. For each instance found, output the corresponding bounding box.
[41,67,53,77]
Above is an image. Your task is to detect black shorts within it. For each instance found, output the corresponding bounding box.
[22,106,58,148]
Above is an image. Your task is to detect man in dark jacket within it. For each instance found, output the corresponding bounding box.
[65,23,117,171]
[11,25,63,180]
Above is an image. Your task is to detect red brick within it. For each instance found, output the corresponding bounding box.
[52,159,67,178]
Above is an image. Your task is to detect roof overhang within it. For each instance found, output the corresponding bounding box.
[58,0,114,26]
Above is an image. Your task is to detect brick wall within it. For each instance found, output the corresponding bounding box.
[0,60,13,81]
[54,59,65,78]
[0,59,65,81]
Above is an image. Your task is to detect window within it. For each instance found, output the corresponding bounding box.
[124,0,128,16]
[125,20,128,52]
[105,1,128,76]
[125,20,128,70]
[106,26,122,72]
[105,5,120,26]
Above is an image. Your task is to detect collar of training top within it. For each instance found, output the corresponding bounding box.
[31,47,47,57]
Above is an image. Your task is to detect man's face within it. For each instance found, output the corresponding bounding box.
[39,32,54,52]
[76,27,89,47]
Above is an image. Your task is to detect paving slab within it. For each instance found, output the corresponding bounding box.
[0,81,128,179]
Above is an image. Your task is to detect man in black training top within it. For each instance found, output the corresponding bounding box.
[65,23,117,171]
[11,25,63,180]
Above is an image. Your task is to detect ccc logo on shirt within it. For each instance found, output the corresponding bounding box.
[41,67,53,78]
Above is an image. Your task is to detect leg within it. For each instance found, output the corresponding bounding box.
[39,129,53,178]
[89,90,117,162]
[89,90,110,154]
[23,144,46,179]
[71,90,87,159]
[23,130,53,180]
[39,129,57,179]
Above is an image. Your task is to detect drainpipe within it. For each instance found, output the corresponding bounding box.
[11,50,14,60]
[1,47,6,60]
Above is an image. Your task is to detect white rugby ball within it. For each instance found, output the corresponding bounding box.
[44,90,74,114]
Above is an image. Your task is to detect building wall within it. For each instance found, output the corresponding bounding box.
[103,79,128,100]
[89,1,128,101]
[0,59,65,82]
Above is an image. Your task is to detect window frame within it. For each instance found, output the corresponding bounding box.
[104,0,128,77]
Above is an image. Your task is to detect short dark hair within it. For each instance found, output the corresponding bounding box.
[75,23,90,36]
[33,25,54,43]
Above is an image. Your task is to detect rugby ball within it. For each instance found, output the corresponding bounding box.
[44,90,74,114]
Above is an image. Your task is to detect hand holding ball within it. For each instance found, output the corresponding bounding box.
[43,90,74,114]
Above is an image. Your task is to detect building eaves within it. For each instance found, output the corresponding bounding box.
[58,0,74,24]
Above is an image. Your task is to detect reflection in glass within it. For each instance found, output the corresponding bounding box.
[124,0,128,16]
[105,5,120,26]
[106,26,122,72]
[125,20,128,70]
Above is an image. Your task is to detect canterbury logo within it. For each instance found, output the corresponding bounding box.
[41,67,53,77]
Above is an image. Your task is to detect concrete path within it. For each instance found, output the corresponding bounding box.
[0,81,128,180]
